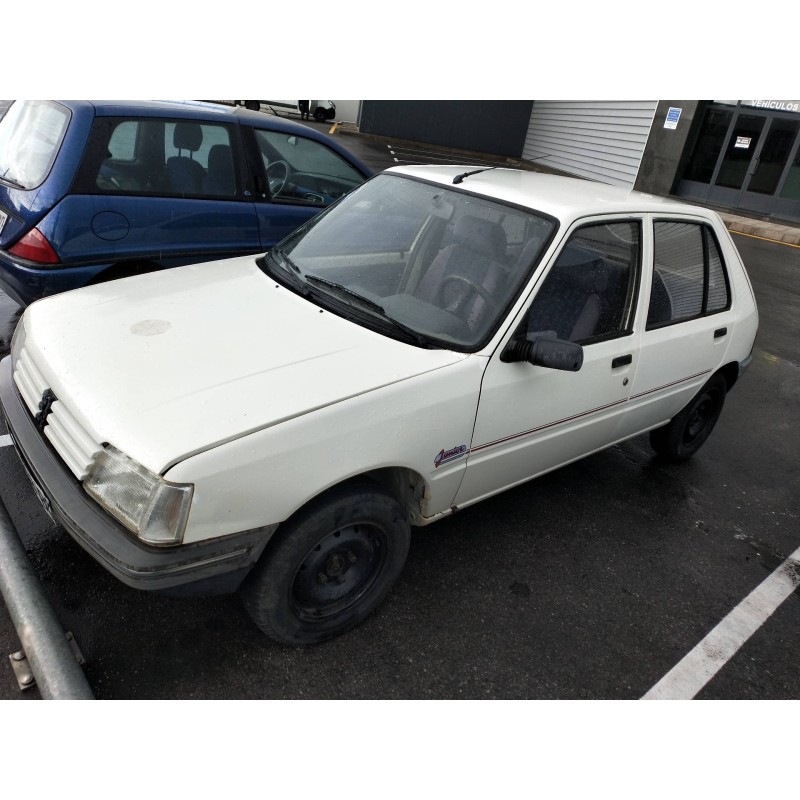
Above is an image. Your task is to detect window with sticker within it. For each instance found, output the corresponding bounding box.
[254,129,365,207]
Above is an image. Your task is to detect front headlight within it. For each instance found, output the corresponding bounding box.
[84,445,193,546]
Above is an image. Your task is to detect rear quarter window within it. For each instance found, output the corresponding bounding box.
[0,100,70,190]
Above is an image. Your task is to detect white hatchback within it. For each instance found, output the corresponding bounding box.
[0,166,758,644]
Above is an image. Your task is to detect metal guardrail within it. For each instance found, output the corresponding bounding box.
[0,496,94,699]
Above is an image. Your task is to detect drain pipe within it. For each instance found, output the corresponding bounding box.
[0,497,94,699]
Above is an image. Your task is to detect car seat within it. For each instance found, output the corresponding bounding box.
[415,214,507,331]
[167,123,205,195]
[203,144,235,196]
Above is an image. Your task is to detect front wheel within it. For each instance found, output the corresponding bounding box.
[650,374,727,462]
[314,107,328,122]
[240,482,410,645]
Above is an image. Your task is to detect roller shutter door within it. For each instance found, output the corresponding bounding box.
[522,101,658,187]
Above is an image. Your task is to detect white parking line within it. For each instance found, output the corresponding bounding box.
[643,545,800,699]
[0,434,12,447]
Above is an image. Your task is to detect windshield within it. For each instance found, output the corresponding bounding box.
[0,101,70,190]
[273,173,556,350]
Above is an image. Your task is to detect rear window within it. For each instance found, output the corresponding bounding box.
[0,101,70,190]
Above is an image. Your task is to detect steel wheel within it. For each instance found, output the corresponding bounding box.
[291,523,388,622]
[650,374,727,462]
[241,481,410,645]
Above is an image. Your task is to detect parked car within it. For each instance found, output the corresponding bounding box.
[0,167,758,645]
[0,100,370,306]
[236,100,337,122]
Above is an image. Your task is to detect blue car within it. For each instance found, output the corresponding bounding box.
[0,100,371,306]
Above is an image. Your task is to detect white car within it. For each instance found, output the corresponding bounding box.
[0,166,758,644]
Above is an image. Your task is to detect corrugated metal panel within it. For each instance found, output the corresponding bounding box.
[523,101,658,187]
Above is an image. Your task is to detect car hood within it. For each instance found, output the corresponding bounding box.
[24,257,467,473]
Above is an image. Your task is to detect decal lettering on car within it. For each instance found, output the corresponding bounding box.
[434,445,468,468]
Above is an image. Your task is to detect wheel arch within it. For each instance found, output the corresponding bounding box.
[279,467,429,532]
[716,360,740,391]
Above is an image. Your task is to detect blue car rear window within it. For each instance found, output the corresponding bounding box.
[0,101,70,190]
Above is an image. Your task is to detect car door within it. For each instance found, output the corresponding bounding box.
[245,125,368,249]
[63,115,261,267]
[623,214,736,434]
[454,217,643,508]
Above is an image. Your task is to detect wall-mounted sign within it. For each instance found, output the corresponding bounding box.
[664,107,682,129]
[742,100,800,113]
[735,136,752,149]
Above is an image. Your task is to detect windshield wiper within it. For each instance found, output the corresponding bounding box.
[270,247,302,276]
[305,275,386,314]
[259,248,310,293]
[305,275,438,347]
[0,172,25,189]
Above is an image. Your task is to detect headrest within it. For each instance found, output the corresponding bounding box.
[558,261,608,293]
[173,123,203,152]
[453,215,507,260]
[207,144,232,171]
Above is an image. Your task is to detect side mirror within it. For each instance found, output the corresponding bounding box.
[501,336,584,371]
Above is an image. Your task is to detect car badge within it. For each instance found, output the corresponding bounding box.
[34,388,57,431]
[434,444,467,468]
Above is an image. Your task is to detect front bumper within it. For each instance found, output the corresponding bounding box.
[0,356,275,593]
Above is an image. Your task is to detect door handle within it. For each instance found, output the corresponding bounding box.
[612,354,632,368]
[714,327,728,338]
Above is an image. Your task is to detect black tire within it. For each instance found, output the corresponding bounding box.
[240,481,410,645]
[650,374,727,462]
[314,107,328,122]
[244,100,260,111]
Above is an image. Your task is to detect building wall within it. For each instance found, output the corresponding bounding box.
[358,100,534,157]
[634,101,703,195]
[522,101,659,187]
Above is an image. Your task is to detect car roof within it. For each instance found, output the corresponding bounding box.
[387,164,716,224]
[61,99,318,135]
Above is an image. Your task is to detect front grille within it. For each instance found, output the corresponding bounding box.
[13,346,48,416]
[44,401,102,480]
[13,347,103,481]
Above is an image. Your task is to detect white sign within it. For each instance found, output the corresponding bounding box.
[664,107,682,130]
[735,136,752,149]
[744,100,800,113]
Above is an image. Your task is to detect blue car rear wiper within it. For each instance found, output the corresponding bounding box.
[0,172,25,189]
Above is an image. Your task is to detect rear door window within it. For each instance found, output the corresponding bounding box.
[0,100,70,190]
[647,221,731,328]
[74,117,239,198]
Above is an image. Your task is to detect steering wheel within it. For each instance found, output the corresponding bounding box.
[266,160,290,196]
[440,274,501,315]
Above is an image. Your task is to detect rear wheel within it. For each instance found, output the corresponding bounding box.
[650,374,727,461]
[241,482,410,645]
